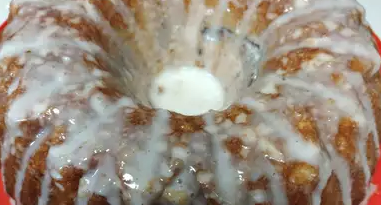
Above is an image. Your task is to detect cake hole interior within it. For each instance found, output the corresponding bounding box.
[149,65,226,116]
[148,27,262,116]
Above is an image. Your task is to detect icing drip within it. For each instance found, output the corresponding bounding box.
[121,110,170,205]
[311,154,332,205]
[210,133,245,204]
[77,155,121,205]
[263,159,288,205]
[15,128,51,205]
[38,169,52,205]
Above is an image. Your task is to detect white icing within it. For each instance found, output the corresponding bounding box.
[38,169,52,205]
[323,21,338,31]
[263,159,289,205]
[77,155,121,205]
[121,110,171,205]
[149,66,225,116]
[249,189,267,204]
[15,128,51,205]
[312,154,332,205]
[210,134,244,204]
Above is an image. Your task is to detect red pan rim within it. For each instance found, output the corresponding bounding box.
[0,21,7,32]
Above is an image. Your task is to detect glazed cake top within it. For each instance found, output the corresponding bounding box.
[0,0,380,205]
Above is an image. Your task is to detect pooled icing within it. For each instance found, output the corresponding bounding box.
[149,66,226,116]
[0,0,380,205]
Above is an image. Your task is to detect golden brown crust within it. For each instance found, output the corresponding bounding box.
[4,119,42,199]
[87,195,113,205]
[246,176,269,191]
[169,114,205,136]
[0,57,22,171]
[215,105,253,125]
[90,0,127,30]
[366,73,381,144]
[282,162,319,205]
[283,162,319,193]
[321,174,344,205]
[224,136,245,158]
[4,153,19,198]
[290,107,320,144]
[334,117,358,164]
[366,133,378,175]
[48,167,84,205]
[127,105,156,126]
[264,48,332,74]
[351,167,366,205]
[251,0,293,35]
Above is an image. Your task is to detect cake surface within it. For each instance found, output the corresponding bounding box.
[0,0,381,205]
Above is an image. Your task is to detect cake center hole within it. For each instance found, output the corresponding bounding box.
[149,66,225,116]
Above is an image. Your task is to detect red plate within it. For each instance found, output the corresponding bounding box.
[0,21,380,205]
[0,21,6,32]
[369,29,381,205]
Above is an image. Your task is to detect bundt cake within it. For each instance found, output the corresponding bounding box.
[0,0,381,204]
